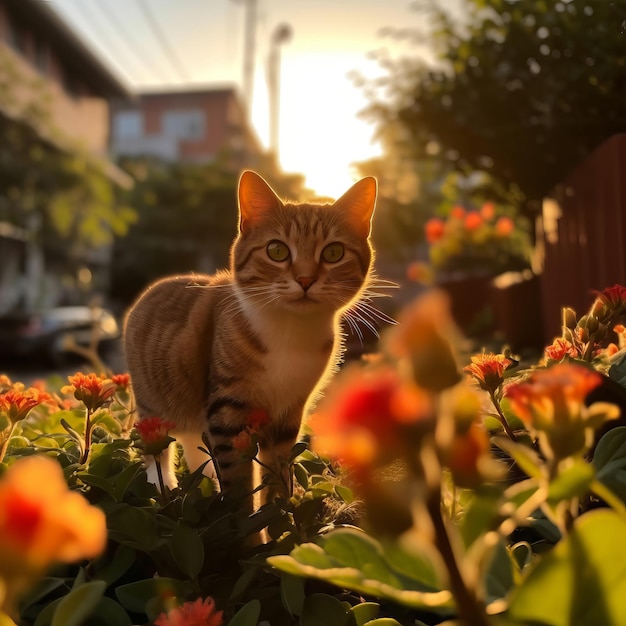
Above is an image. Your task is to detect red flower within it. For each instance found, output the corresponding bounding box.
[464,353,512,393]
[424,217,445,243]
[544,338,579,363]
[134,417,177,456]
[0,387,53,424]
[464,211,482,231]
[592,285,626,318]
[154,597,223,626]
[111,373,130,390]
[63,373,116,411]
[312,367,433,474]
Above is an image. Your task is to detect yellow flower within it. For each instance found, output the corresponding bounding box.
[0,456,106,577]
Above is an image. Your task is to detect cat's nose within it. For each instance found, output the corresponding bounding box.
[296,276,316,292]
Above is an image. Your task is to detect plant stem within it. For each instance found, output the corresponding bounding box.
[154,455,170,504]
[489,391,517,441]
[426,489,490,626]
[79,408,93,464]
[0,422,19,464]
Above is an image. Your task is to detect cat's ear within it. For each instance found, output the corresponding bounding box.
[334,177,377,238]
[238,170,282,232]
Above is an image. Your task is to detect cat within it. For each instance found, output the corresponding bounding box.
[123,170,378,512]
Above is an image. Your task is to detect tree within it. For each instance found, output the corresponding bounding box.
[363,0,626,214]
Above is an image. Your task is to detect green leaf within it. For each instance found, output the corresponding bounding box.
[92,545,136,586]
[82,598,132,626]
[280,573,305,617]
[169,524,204,580]
[335,484,355,504]
[268,529,452,612]
[547,458,595,504]
[51,581,106,626]
[115,578,192,614]
[301,594,351,626]
[363,620,404,626]
[593,426,626,502]
[226,599,261,626]
[484,541,515,605]
[508,510,626,626]
[294,463,309,489]
[350,602,380,626]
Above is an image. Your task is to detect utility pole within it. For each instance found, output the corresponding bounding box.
[240,0,257,117]
[268,23,292,159]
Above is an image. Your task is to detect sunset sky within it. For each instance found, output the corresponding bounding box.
[50,0,428,197]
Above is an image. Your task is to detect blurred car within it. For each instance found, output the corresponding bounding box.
[0,306,120,365]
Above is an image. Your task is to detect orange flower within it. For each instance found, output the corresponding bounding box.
[134,417,177,456]
[495,216,514,236]
[480,202,496,221]
[543,338,579,363]
[0,455,106,576]
[154,597,223,626]
[450,205,466,220]
[464,353,512,393]
[406,261,433,285]
[386,290,461,392]
[0,375,11,392]
[312,366,433,474]
[0,387,53,424]
[111,373,131,390]
[464,211,482,231]
[424,217,445,243]
[63,373,116,411]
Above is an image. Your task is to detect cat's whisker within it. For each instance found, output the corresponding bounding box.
[353,301,398,326]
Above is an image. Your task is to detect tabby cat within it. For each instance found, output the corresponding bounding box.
[124,170,377,510]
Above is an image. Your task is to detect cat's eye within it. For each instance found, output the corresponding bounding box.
[267,240,290,262]
[321,242,344,263]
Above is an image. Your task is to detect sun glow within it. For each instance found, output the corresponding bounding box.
[252,52,383,199]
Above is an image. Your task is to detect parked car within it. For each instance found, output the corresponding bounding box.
[0,306,120,365]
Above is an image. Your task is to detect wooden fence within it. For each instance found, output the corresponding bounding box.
[537,133,626,341]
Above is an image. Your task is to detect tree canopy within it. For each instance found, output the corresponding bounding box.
[364,0,626,213]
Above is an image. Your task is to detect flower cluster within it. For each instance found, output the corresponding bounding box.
[420,201,531,278]
[232,408,271,457]
[62,373,116,411]
[0,384,53,426]
[545,284,626,364]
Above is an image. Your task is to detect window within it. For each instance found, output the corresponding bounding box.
[114,111,143,139]
[162,110,205,141]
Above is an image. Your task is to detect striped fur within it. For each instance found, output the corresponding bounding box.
[124,171,377,512]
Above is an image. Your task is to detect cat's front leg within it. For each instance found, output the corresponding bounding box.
[205,404,257,513]
[257,414,302,507]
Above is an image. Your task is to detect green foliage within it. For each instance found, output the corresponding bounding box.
[364,0,626,211]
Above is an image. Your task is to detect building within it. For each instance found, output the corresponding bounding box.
[0,0,132,315]
[111,86,263,170]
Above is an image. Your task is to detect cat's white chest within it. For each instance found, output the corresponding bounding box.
[253,316,334,414]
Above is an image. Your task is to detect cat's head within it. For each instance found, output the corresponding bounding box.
[231,170,377,316]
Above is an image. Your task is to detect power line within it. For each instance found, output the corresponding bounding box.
[134,0,192,83]
[91,0,172,83]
